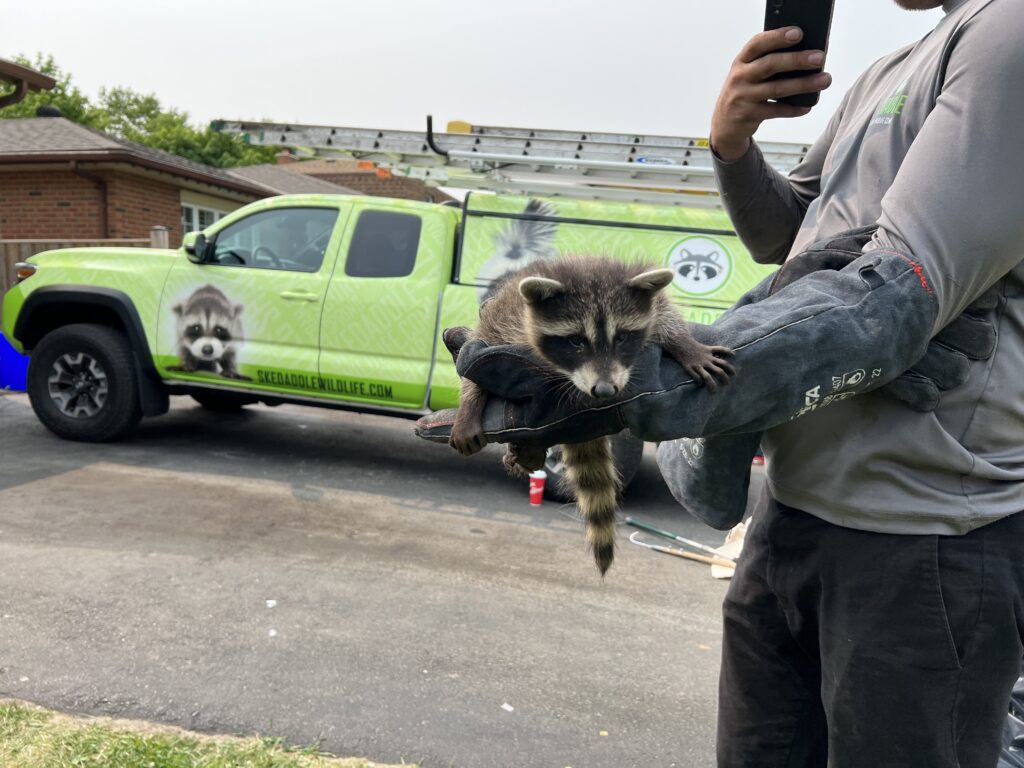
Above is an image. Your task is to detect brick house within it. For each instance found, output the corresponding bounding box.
[0,117,355,248]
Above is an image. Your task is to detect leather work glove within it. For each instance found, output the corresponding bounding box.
[655,227,998,528]
[415,229,999,528]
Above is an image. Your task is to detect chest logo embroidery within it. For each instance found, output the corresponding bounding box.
[872,77,911,126]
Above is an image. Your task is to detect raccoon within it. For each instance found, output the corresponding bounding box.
[449,256,734,575]
[166,284,251,381]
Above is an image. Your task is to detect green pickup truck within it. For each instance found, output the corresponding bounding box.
[2,191,773,493]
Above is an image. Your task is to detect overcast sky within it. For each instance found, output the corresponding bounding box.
[6,1,941,145]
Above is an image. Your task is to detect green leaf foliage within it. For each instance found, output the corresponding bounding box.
[0,54,278,168]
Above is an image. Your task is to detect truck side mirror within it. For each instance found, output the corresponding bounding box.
[184,233,209,264]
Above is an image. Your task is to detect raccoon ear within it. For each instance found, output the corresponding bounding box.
[172,303,183,317]
[629,268,675,293]
[233,304,244,318]
[519,277,565,304]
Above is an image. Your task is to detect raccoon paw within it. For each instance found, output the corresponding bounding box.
[504,444,547,476]
[682,345,735,394]
[503,451,530,479]
[449,423,487,456]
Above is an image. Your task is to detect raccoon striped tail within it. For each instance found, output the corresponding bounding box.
[562,437,621,575]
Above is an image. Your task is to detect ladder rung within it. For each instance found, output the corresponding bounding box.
[213,118,810,207]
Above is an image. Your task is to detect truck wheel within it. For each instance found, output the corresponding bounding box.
[27,324,143,442]
[541,431,646,503]
[191,390,257,412]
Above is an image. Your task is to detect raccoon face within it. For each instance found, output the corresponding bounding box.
[519,267,673,400]
[183,321,233,361]
[673,249,722,284]
[173,285,244,362]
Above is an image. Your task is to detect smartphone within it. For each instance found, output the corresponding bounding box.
[764,0,836,108]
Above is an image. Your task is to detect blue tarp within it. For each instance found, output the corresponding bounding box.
[0,332,28,391]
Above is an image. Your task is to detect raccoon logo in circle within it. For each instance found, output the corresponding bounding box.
[668,237,732,296]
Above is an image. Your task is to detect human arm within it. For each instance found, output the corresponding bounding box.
[869,6,1024,333]
[656,7,1024,526]
[710,26,837,264]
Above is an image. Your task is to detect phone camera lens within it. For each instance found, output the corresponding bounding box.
[772,0,784,6]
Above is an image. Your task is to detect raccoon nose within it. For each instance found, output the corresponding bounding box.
[202,344,214,356]
[592,382,618,399]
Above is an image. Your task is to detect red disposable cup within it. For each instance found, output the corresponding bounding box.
[529,470,547,506]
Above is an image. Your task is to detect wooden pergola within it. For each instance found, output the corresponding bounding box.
[0,57,56,108]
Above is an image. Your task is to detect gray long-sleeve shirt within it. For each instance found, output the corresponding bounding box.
[713,0,1024,534]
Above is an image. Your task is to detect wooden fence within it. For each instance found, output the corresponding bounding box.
[0,227,169,296]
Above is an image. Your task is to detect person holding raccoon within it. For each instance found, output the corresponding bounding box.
[418,0,1024,764]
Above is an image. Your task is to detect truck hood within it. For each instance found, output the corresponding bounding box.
[28,246,180,268]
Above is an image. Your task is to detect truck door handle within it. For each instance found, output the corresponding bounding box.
[279,290,319,302]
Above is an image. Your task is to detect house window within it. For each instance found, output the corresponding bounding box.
[181,204,228,234]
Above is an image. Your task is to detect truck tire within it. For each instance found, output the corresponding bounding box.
[191,390,257,412]
[540,431,646,503]
[27,323,143,442]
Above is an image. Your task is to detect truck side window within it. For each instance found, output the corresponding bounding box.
[210,207,339,273]
[345,210,422,278]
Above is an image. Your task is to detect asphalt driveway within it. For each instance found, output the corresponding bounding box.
[0,393,763,767]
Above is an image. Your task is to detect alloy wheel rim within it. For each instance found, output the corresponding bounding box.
[47,352,109,418]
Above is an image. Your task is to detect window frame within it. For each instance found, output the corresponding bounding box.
[206,205,341,274]
[181,203,230,235]
[344,209,423,279]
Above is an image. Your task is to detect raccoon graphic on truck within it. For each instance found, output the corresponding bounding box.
[475,199,559,303]
[668,237,733,296]
[166,284,252,381]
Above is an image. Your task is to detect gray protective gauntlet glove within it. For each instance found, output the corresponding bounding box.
[416,231,997,528]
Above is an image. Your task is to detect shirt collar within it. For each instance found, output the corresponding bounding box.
[943,0,970,12]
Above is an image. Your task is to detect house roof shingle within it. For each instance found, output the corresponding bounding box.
[0,117,271,197]
[225,164,358,195]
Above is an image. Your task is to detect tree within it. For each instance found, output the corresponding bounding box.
[0,55,278,168]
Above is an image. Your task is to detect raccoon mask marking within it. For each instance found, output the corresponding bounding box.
[671,248,725,289]
[449,256,735,576]
[168,285,251,381]
[518,267,673,400]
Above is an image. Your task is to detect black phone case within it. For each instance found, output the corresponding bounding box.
[764,0,836,108]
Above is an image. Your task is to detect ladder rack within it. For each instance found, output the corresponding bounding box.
[213,116,810,208]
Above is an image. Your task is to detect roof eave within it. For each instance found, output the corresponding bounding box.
[0,58,57,92]
[0,150,270,197]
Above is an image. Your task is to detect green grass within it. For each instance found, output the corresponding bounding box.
[0,700,413,768]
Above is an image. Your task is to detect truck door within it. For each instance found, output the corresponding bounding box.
[157,204,350,395]
[317,203,454,409]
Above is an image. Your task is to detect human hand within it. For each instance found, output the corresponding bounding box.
[711,26,832,162]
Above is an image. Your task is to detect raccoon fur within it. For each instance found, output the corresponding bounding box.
[167,284,251,381]
[449,256,734,575]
